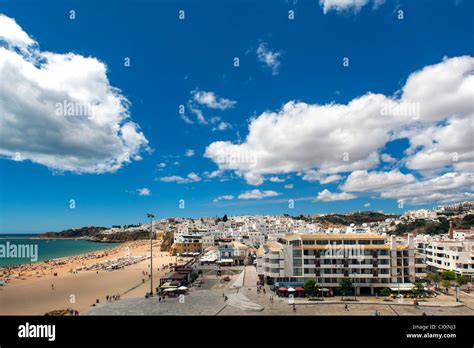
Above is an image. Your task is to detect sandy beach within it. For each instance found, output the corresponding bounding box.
[0,240,189,315]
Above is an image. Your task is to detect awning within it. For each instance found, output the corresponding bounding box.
[319,288,329,292]
[217,259,234,263]
[389,284,414,291]
[278,287,288,292]
[295,287,304,291]
[163,287,178,292]
[160,282,174,288]
[178,286,188,290]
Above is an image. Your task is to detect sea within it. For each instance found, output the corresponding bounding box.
[0,234,120,268]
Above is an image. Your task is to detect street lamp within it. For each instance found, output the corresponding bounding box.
[147,213,155,296]
[352,271,357,300]
[397,271,401,296]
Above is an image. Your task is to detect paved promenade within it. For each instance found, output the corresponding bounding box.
[83,265,474,316]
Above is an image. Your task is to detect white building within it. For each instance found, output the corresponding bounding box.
[257,233,426,294]
[417,234,474,281]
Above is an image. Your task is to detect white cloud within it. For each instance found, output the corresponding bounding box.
[379,172,474,205]
[204,56,474,204]
[341,170,416,192]
[364,202,371,207]
[180,113,194,125]
[0,14,35,51]
[284,184,294,189]
[185,149,195,157]
[212,121,232,131]
[205,94,390,183]
[269,176,285,183]
[402,117,474,173]
[243,172,265,186]
[0,14,150,174]
[401,56,473,122]
[182,90,235,126]
[319,0,385,14]
[189,106,207,124]
[213,195,234,203]
[340,170,474,205]
[137,188,151,196]
[316,189,356,202]
[203,170,223,179]
[256,42,281,75]
[238,190,280,200]
[301,170,343,184]
[192,90,236,110]
[159,172,201,184]
[157,162,166,168]
[381,153,396,163]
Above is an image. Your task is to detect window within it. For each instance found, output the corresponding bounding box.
[293,268,302,276]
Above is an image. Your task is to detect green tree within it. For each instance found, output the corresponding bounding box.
[190,272,199,283]
[427,273,441,289]
[223,214,228,222]
[456,275,468,287]
[304,279,320,297]
[412,282,424,297]
[441,279,452,293]
[380,288,391,297]
[339,279,353,300]
[441,270,456,281]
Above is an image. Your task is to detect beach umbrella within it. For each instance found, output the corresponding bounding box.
[178,286,188,290]
[287,287,296,292]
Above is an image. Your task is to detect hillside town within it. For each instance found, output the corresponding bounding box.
[77,201,474,317]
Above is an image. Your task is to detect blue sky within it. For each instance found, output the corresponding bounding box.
[0,0,473,233]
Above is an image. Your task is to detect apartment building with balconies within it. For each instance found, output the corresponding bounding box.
[257,233,426,295]
[417,236,474,281]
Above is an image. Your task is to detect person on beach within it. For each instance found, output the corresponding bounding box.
[344,304,349,311]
